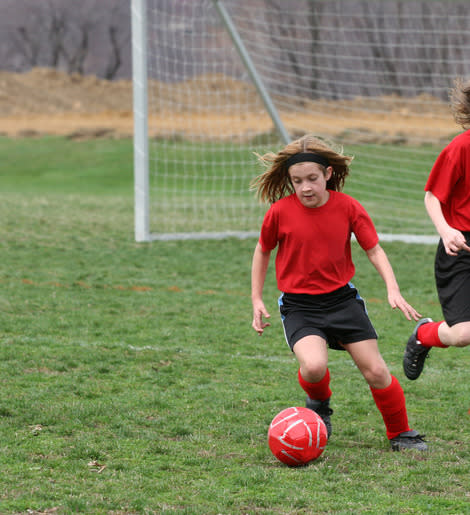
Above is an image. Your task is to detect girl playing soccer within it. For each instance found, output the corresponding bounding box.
[251,134,427,451]
[403,77,470,380]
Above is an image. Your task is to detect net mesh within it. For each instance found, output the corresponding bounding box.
[142,0,470,239]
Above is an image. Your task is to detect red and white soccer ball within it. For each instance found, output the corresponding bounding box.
[268,406,328,466]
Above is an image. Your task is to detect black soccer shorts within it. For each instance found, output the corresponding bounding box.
[435,233,470,326]
[279,283,378,351]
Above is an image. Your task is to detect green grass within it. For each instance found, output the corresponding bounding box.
[0,137,133,194]
[0,135,437,235]
[0,137,469,514]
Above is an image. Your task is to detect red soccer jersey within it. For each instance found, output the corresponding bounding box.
[259,191,379,294]
[425,130,470,231]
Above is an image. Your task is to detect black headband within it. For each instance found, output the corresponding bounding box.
[284,152,330,169]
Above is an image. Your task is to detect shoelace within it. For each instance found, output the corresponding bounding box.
[410,344,429,366]
[404,432,426,441]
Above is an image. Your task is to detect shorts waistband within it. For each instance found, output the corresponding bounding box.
[281,283,357,310]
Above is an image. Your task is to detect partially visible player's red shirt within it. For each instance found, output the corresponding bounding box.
[425,130,470,231]
[259,191,378,294]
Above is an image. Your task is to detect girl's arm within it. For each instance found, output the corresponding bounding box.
[365,243,421,321]
[424,190,470,256]
[251,242,272,335]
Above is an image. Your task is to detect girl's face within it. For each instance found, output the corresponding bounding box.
[288,162,332,208]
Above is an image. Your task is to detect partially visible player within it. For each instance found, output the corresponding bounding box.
[403,78,470,380]
[250,134,427,451]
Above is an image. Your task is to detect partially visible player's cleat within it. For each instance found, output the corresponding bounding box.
[306,397,333,438]
[403,318,433,380]
[390,430,428,451]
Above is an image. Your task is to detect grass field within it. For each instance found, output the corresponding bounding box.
[0,137,469,514]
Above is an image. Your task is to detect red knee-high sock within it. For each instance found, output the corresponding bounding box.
[298,368,332,401]
[370,375,410,440]
[417,321,448,348]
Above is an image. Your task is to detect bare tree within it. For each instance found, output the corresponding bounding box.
[15,26,41,67]
[58,21,92,75]
[104,25,131,79]
[3,0,130,79]
[362,1,402,96]
[11,2,50,68]
[307,0,320,99]
[265,0,313,99]
[48,11,67,67]
[102,1,131,79]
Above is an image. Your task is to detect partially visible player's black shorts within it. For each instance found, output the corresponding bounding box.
[435,231,470,326]
[278,283,378,352]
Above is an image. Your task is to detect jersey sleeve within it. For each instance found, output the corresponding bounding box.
[425,145,462,204]
[350,198,379,251]
[259,204,279,252]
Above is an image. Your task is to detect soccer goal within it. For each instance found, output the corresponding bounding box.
[132,0,470,242]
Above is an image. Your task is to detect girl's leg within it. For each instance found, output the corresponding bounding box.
[437,320,470,347]
[344,338,391,389]
[293,335,333,436]
[293,334,329,385]
[403,319,470,381]
[345,339,409,439]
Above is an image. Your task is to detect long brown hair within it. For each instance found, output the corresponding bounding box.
[450,77,470,129]
[250,134,353,204]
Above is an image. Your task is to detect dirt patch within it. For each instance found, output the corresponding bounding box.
[0,67,459,144]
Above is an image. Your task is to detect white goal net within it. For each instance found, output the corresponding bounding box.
[132,0,470,241]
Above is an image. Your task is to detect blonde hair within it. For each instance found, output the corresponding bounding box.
[450,77,470,129]
[250,134,353,204]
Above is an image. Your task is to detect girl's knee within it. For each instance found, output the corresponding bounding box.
[300,362,328,383]
[452,324,470,347]
[362,363,390,389]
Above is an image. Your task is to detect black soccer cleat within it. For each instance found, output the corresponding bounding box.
[390,430,428,451]
[403,318,433,380]
[306,396,333,439]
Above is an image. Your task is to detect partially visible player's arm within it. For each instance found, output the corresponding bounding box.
[424,190,470,256]
[365,243,421,321]
[251,242,271,335]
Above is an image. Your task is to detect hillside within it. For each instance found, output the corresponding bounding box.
[0,68,458,144]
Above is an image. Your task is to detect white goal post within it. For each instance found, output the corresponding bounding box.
[132,0,470,242]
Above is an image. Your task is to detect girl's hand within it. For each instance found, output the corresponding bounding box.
[441,227,470,256]
[388,291,421,321]
[252,300,271,335]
